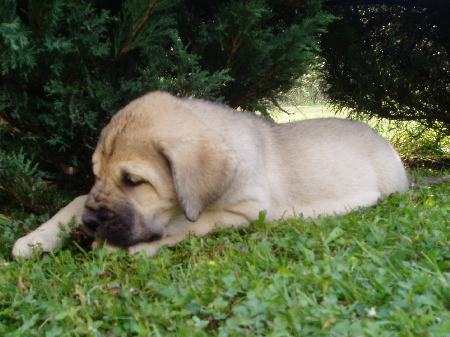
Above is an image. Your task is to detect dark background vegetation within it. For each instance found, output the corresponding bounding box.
[0,0,448,224]
[321,0,450,134]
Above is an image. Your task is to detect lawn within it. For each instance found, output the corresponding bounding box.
[273,105,450,161]
[1,176,450,336]
[271,105,339,123]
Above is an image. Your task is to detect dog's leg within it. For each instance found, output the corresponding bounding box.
[12,195,87,259]
[126,210,253,257]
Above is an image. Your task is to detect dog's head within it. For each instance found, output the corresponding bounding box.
[82,92,237,248]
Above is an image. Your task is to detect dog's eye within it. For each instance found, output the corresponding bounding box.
[123,175,144,187]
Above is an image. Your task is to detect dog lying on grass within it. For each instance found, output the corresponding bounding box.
[13,91,409,258]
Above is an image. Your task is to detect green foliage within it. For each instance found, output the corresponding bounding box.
[368,119,450,162]
[279,70,328,107]
[320,1,450,135]
[0,0,331,213]
[1,179,450,335]
[0,150,46,213]
[179,0,334,114]
[0,213,50,257]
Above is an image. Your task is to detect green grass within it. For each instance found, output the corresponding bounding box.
[271,105,338,123]
[1,179,450,336]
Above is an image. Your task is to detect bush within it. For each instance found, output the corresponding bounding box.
[320,1,450,135]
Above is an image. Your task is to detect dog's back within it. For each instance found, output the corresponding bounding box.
[266,118,409,217]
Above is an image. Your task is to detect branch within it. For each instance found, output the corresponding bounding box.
[0,108,42,135]
[0,179,42,215]
[232,71,275,108]
[224,31,240,70]
[270,97,293,115]
[224,0,250,70]
[115,0,158,62]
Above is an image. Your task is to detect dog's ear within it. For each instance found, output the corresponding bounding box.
[159,135,237,222]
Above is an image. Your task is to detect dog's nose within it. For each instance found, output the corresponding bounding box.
[82,208,115,231]
[82,214,101,231]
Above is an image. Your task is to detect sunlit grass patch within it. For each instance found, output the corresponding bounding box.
[272,104,450,164]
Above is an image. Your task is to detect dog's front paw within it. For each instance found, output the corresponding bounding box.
[12,229,63,259]
[127,242,160,258]
[91,240,161,258]
[91,240,123,253]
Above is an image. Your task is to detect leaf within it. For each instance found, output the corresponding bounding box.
[325,227,345,245]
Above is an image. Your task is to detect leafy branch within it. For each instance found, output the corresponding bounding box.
[115,0,158,63]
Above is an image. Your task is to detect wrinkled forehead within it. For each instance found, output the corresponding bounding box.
[89,92,187,178]
[91,126,168,182]
[97,110,141,156]
[92,134,148,176]
[92,153,155,181]
[91,106,150,164]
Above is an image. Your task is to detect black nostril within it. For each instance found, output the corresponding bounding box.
[82,208,115,232]
[82,214,101,231]
[98,208,114,221]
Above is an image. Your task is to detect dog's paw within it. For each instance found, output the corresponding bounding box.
[91,240,160,258]
[91,240,123,253]
[12,230,62,259]
[127,242,160,258]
